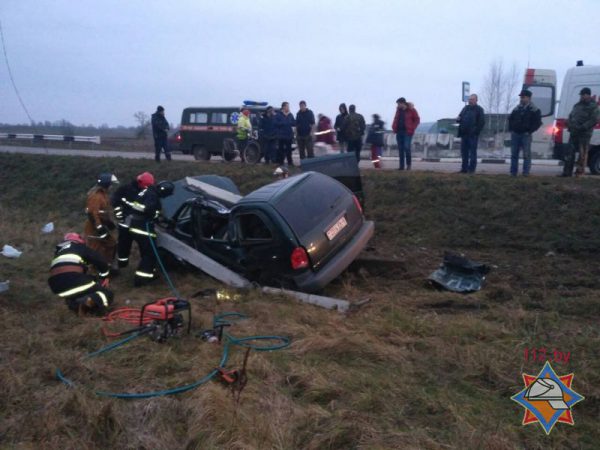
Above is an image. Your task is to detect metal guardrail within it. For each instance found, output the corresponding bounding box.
[0,133,101,144]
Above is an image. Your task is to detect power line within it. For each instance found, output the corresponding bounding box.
[0,19,36,125]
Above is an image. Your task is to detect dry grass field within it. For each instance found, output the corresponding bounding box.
[1,153,599,449]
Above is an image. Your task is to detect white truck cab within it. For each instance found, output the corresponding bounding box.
[552,62,600,173]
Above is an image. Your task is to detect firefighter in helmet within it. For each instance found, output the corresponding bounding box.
[122,172,174,286]
[84,173,118,267]
[111,175,142,270]
[48,232,114,314]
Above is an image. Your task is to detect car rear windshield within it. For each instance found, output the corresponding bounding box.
[273,176,350,238]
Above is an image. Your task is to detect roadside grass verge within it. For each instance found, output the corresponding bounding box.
[1,153,599,449]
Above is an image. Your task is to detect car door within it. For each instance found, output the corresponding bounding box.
[189,202,239,267]
[230,209,285,280]
[209,110,235,151]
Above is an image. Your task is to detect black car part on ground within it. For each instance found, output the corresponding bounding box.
[428,252,491,293]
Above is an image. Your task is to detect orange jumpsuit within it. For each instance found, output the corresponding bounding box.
[84,186,117,264]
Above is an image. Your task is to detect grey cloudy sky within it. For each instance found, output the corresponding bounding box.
[0,0,597,127]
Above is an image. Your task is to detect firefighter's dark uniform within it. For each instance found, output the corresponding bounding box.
[84,186,116,264]
[127,186,162,286]
[111,180,141,268]
[48,240,113,313]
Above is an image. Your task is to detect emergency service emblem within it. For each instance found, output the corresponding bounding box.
[511,361,584,435]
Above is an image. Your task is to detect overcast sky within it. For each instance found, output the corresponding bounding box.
[0,0,597,128]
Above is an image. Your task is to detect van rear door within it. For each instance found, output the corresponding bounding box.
[522,68,557,158]
[273,172,363,271]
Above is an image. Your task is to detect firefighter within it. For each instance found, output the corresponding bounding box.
[126,172,174,287]
[48,233,114,314]
[84,173,118,267]
[111,176,142,270]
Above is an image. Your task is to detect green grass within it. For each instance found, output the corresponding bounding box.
[1,153,600,449]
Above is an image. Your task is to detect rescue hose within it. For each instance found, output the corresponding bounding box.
[55,312,290,399]
[146,221,181,298]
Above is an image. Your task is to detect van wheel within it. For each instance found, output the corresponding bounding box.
[589,149,600,175]
[243,142,261,164]
[222,138,237,162]
[193,146,210,161]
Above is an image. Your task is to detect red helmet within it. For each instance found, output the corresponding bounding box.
[136,172,155,189]
[64,232,85,244]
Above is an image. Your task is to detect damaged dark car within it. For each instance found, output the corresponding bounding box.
[159,172,374,292]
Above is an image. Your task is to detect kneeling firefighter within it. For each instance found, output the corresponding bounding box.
[84,173,118,267]
[124,172,174,287]
[48,233,114,314]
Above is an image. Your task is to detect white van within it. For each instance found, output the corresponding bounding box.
[552,62,600,173]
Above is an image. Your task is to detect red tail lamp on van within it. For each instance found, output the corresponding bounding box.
[553,118,567,145]
[291,247,309,270]
[352,195,363,215]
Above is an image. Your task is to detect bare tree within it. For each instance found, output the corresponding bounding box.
[133,111,150,139]
[501,62,520,131]
[481,58,521,134]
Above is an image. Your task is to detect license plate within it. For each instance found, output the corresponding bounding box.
[326,216,347,240]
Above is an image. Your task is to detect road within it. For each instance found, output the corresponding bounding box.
[0,144,565,176]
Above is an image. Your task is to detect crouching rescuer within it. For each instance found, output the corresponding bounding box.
[48,233,114,314]
[119,172,174,287]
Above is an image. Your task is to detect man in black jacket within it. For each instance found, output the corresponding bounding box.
[508,90,542,176]
[296,101,315,159]
[457,94,485,173]
[151,105,171,162]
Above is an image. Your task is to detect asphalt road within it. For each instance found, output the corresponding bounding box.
[0,144,565,176]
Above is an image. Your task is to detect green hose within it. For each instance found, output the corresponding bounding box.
[55,312,290,399]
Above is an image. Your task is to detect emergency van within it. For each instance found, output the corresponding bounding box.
[179,104,266,161]
[551,62,600,174]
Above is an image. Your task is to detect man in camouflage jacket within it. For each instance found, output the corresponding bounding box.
[562,87,600,177]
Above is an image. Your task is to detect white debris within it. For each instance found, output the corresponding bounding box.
[41,222,54,233]
[0,280,9,293]
[1,245,22,258]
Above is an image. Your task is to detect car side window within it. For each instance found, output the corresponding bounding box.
[189,112,208,124]
[211,112,228,124]
[175,205,193,237]
[238,213,272,241]
[198,209,229,240]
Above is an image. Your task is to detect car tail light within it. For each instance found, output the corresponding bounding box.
[352,195,363,215]
[290,247,309,270]
[553,119,566,145]
[175,132,182,142]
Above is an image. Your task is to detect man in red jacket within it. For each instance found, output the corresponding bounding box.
[392,97,420,170]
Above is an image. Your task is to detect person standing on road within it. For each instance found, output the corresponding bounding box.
[457,94,485,174]
[275,102,296,166]
[236,107,252,162]
[334,103,349,152]
[366,114,385,169]
[561,87,600,177]
[259,106,277,164]
[392,97,420,170]
[151,105,171,163]
[342,104,366,162]
[508,89,542,176]
[296,101,315,160]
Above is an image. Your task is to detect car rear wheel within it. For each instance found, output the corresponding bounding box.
[193,146,210,161]
[222,138,238,162]
[588,148,600,175]
[243,142,262,164]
